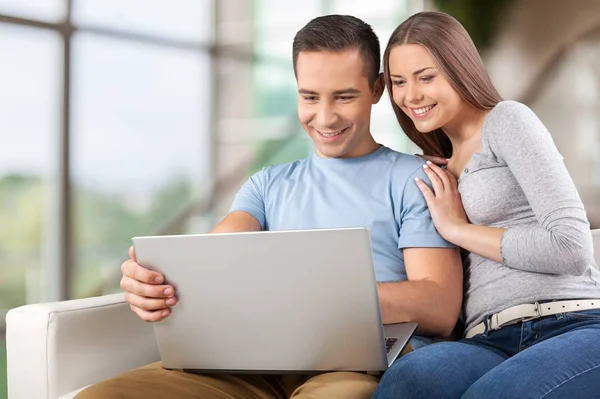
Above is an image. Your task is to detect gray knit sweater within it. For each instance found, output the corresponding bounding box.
[459,100,599,333]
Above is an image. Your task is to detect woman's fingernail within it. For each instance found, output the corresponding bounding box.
[162,310,170,317]
[154,276,164,283]
[164,287,173,296]
[422,164,429,169]
[415,177,421,182]
[166,298,176,306]
[426,161,433,165]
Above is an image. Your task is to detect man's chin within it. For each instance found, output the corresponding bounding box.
[315,145,344,159]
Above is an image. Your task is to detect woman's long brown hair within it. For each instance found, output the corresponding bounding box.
[383,11,503,158]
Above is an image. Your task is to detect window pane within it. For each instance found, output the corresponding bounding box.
[0,25,62,309]
[71,33,211,298]
[0,0,66,22]
[254,0,322,59]
[72,0,213,43]
[330,0,406,26]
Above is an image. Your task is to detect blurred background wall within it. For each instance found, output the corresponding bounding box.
[0,1,599,396]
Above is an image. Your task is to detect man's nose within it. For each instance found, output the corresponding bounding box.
[315,103,339,127]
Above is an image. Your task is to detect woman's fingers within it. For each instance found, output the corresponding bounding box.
[425,161,452,191]
[422,163,445,194]
[416,154,449,165]
[415,177,435,205]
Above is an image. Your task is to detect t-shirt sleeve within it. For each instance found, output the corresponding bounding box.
[229,169,267,229]
[396,165,456,249]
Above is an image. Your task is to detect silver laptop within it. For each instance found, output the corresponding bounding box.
[132,227,417,374]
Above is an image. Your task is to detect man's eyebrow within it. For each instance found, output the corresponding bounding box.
[298,89,317,95]
[390,67,437,78]
[298,88,361,95]
[332,88,360,95]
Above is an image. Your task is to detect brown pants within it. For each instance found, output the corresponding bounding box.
[75,363,378,399]
[75,345,411,399]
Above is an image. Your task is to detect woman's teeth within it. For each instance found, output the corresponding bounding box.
[413,105,434,115]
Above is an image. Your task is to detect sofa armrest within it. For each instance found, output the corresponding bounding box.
[6,293,160,399]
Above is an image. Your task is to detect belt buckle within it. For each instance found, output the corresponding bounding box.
[520,301,542,323]
[486,313,500,332]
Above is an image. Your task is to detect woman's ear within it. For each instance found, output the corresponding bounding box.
[372,73,385,104]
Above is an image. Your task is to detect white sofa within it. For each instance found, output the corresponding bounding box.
[6,229,600,399]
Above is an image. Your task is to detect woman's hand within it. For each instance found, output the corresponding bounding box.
[415,161,468,242]
[415,154,449,166]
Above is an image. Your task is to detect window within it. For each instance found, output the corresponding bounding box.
[70,33,211,297]
[73,0,213,43]
[0,0,66,22]
[0,24,62,309]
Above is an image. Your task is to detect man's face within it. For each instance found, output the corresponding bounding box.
[296,49,383,158]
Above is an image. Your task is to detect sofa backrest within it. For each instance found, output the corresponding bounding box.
[593,229,600,265]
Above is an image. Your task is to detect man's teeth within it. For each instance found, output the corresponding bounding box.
[319,129,344,137]
[414,105,434,115]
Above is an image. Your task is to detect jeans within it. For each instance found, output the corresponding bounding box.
[373,309,600,399]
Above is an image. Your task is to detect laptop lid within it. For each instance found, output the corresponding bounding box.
[132,227,410,373]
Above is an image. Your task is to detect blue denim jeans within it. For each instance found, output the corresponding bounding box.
[373,309,600,399]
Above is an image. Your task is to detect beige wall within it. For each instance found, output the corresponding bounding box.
[484,0,600,227]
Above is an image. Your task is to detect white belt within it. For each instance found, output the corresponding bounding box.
[465,299,600,339]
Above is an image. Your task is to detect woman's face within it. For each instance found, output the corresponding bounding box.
[387,44,466,134]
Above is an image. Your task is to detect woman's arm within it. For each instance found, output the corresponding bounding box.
[417,102,593,276]
[489,102,593,275]
[415,165,505,264]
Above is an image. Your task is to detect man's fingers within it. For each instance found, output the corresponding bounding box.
[129,246,137,263]
[124,292,177,311]
[120,275,175,299]
[129,304,171,323]
[121,259,164,284]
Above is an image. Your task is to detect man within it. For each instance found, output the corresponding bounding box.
[77,14,462,399]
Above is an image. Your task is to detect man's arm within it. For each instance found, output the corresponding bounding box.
[210,211,262,233]
[377,247,462,337]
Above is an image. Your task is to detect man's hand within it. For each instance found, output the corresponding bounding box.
[120,211,260,322]
[120,246,177,322]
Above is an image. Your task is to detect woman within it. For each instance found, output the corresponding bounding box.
[373,11,600,399]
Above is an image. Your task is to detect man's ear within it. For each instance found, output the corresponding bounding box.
[372,73,385,104]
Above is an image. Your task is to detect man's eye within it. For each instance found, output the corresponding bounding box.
[303,96,317,101]
[337,96,353,101]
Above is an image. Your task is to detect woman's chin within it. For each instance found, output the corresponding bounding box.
[415,125,438,134]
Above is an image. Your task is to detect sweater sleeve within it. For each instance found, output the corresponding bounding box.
[491,101,593,275]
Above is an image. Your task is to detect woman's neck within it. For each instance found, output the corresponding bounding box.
[442,106,489,155]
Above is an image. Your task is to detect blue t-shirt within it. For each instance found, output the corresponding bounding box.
[230,145,453,282]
